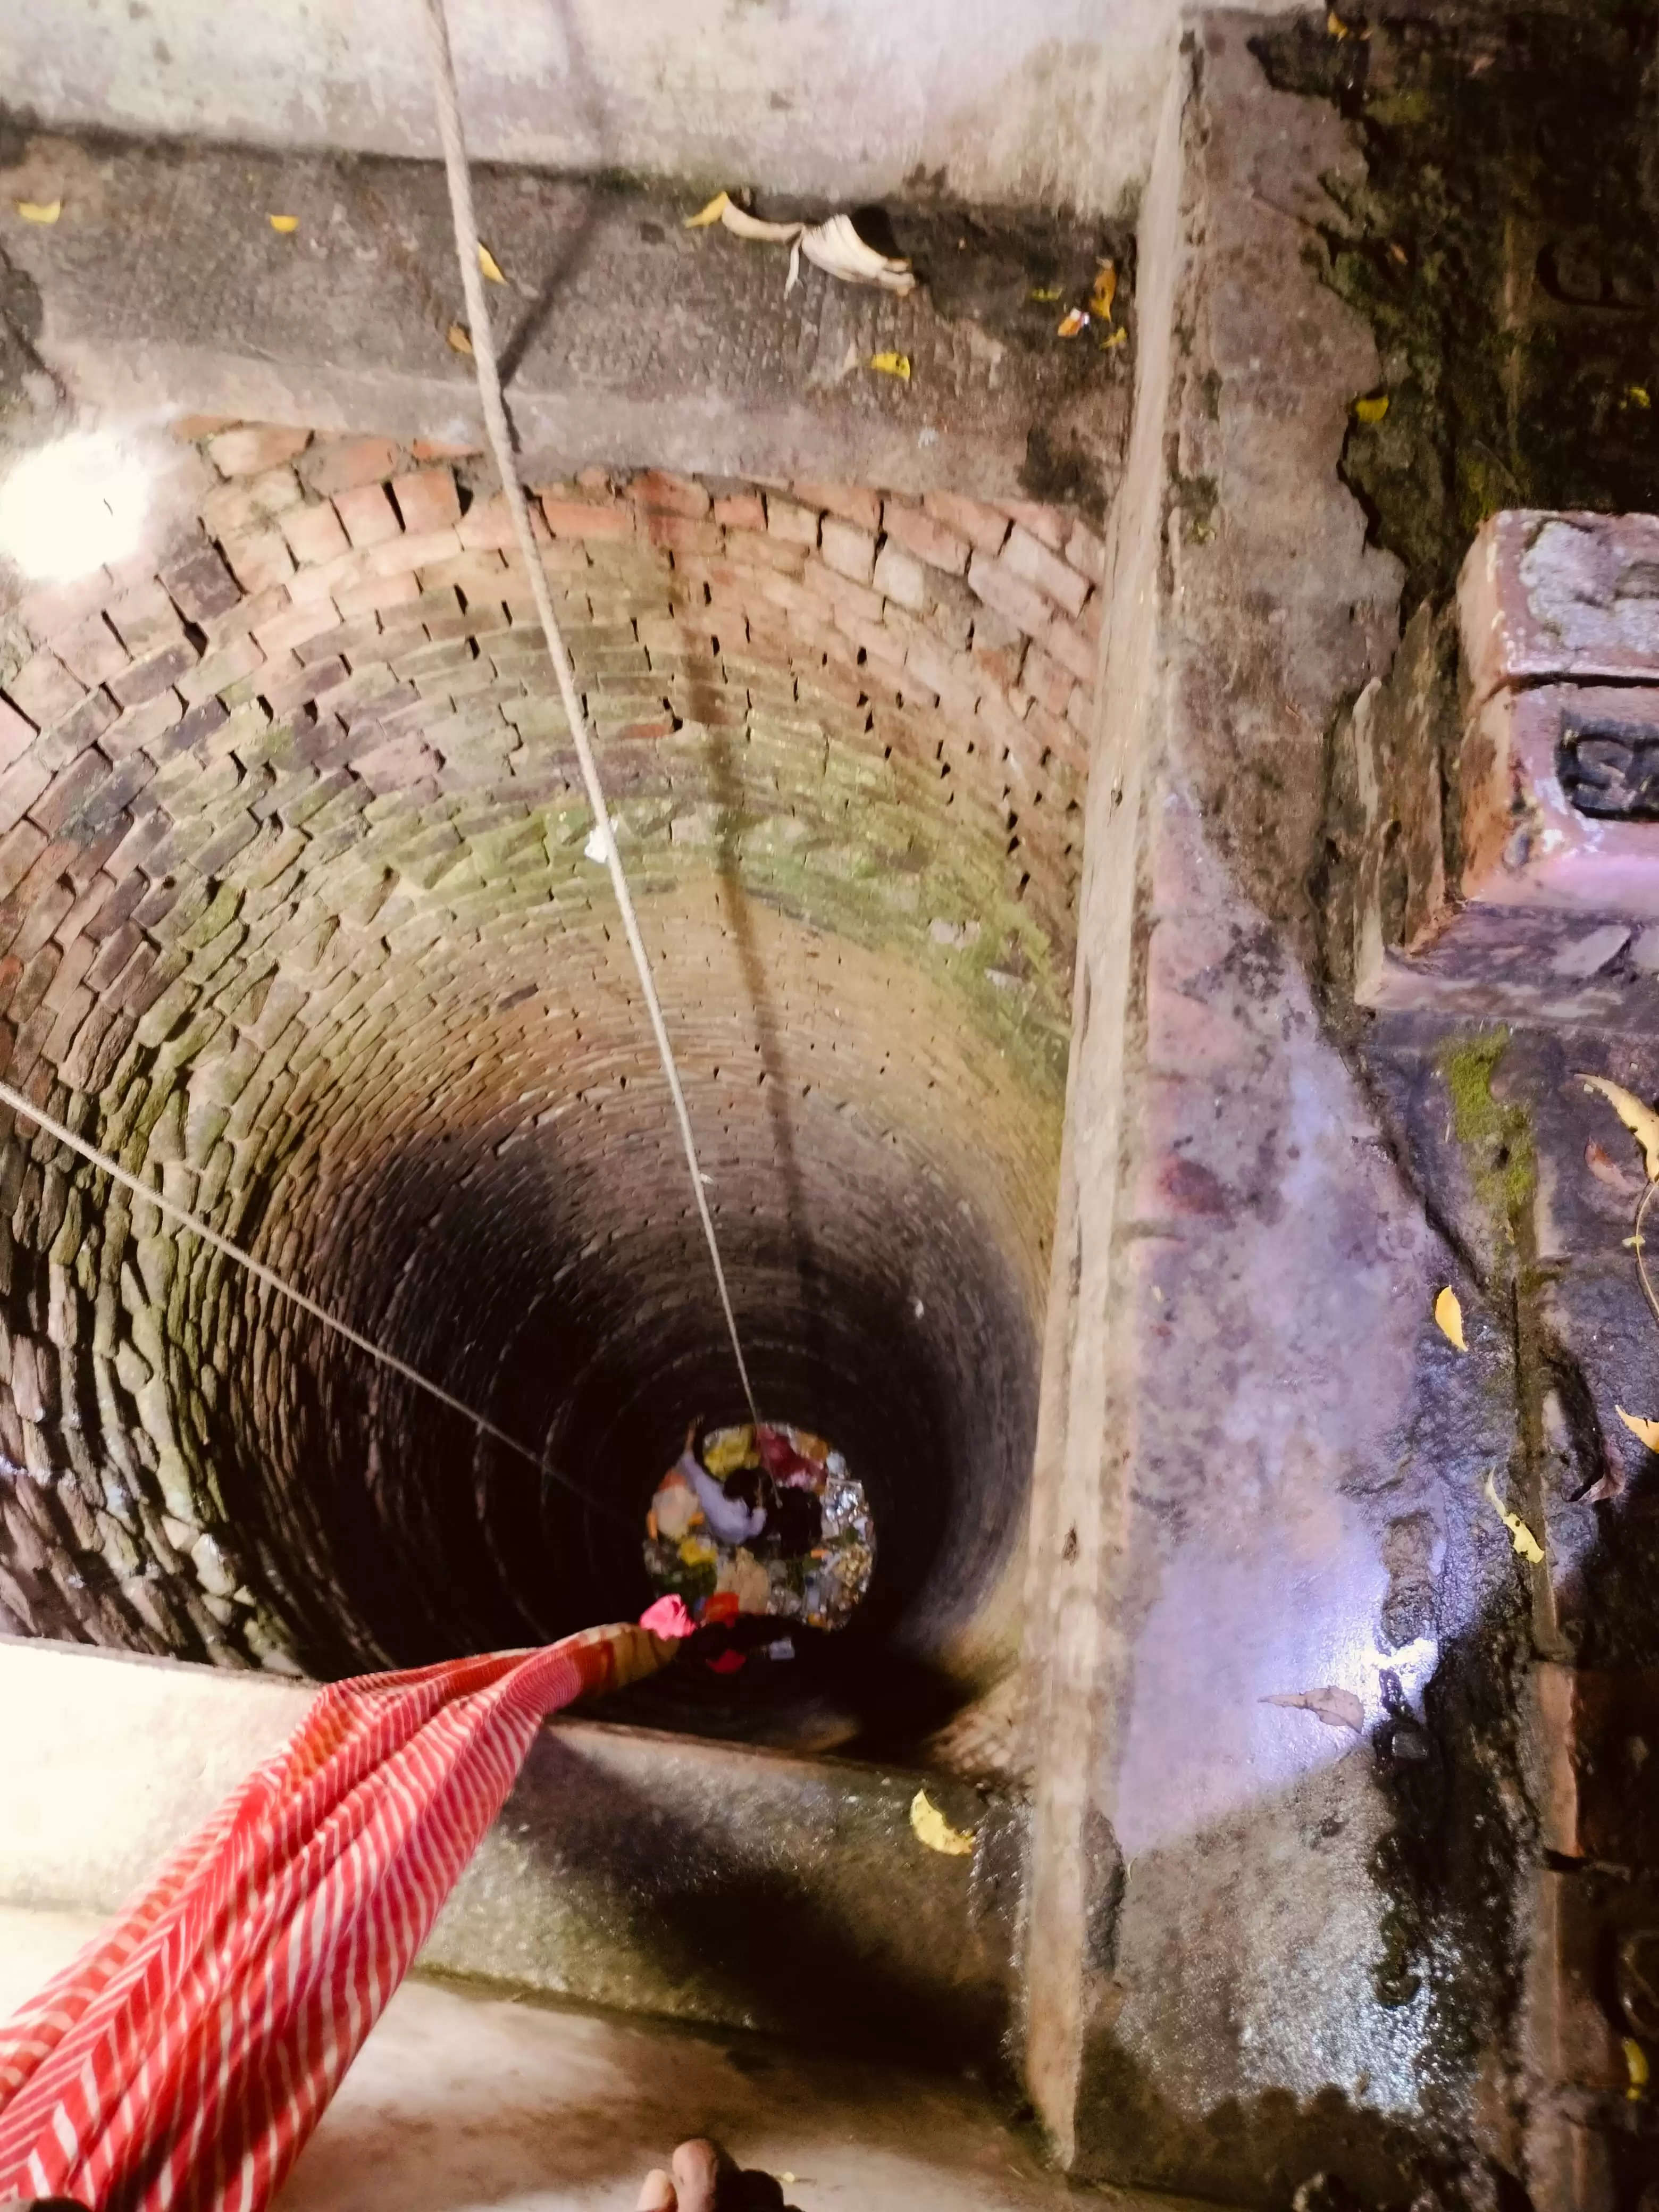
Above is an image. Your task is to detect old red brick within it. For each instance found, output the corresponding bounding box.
[1001,525,1091,619]
[7,651,85,730]
[0,700,36,770]
[333,484,404,551]
[281,501,351,567]
[638,513,723,556]
[801,556,884,628]
[713,492,766,531]
[221,529,297,594]
[627,471,711,520]
[967,549,1052,638]
[207,424,311,477]
[998,499,1069,551]
[1044,607,1098,685]
[765,497,820,549]
[410,437,483,463]
[171,413,238,442]
[882,502,970,576]
[457,494,520,552]
[541,498,632,542]
[53,615,129,690]
[922,492,1009,557]
[335,568,422,621]
[252,597,346,660]
[873,541,928,612]
[390,470,463,534]
[160,542,242,624]
[36,688,118,774]
[303,437,402,496]
[15,572,115,650]
[1020,643,1076,719]
[820,517,878,588]
[1066,518,1109,586]
[791,481,882,532]
[367,528,462,577]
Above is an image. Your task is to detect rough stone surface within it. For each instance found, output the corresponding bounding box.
[1017,21,1554,2207]
[0,133,1133,513]
[2,0,1182,223]
[1332,509,1659,1029]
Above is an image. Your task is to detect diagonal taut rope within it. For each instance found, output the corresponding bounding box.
[0,1075,627,1522]
[419,0,760,1429]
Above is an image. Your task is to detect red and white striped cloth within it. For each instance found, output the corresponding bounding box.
[0,1620,678,2212]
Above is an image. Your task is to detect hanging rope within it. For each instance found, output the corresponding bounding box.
[418,0,761,1430]
[0,1075,627,1523]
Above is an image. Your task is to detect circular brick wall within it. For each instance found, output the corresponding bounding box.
[0,422,1099,1717]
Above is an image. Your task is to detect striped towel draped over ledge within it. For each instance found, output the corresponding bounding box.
[0,1622,677,2212]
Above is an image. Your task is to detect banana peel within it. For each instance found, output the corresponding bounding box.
[790,213,916,295]
[688,191,917,298]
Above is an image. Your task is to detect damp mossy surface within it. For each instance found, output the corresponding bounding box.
[1437,1029,1537,1251]
[1255,3,1659,610]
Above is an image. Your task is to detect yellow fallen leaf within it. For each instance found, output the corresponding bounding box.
[1434,1286,1467,1351]
[16,199,62,225]
[869,350,911,381]
[1630,387,1652,411]
[684,190,730,228]
[1618,1406,1659,1452]
[1484,1472,1544,1565]
[1091,259,1118,322]
[1099,326,1128,350]
[1579,1074,1659,1180]
[1626,2037,1649,2101]
[1354,392,1389,424]
[1057,307,1088,339]
[477,242,506,283]
[446,321,474,356]
[910,1788,974,1856]
[1029,284,1064,302]
[1328,7,1351,31]
[267,213,298,233]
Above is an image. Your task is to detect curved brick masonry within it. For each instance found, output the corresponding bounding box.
[0,424,1099,1731]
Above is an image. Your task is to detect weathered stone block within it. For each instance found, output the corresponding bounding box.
[1336,517,1659,1024]
[1461,509,1659,709]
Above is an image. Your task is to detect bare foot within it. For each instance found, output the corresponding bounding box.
[633,2138,793,2210]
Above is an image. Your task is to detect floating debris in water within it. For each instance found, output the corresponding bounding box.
[643,1421,876,1632]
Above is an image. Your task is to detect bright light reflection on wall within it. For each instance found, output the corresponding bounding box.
[0,433,152,582]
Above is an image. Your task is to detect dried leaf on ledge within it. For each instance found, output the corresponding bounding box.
[1262,1686,1365,1733]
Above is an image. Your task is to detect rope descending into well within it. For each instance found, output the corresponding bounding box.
[0,1074,627,1520]
[418,0,761,1430]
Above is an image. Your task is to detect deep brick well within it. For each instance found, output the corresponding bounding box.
[0,422,1100,1736]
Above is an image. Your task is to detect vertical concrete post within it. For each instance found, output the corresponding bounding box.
[1019,38,1193,2163]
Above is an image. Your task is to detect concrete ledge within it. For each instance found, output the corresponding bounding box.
[0,1637,1023,2064]
[0,131,1130,508]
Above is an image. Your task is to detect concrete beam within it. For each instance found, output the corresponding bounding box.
[1017,15,1528,2203]
[1,0,1178,223]
[0,1637,1023,2065]
[0,131,1131,507]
